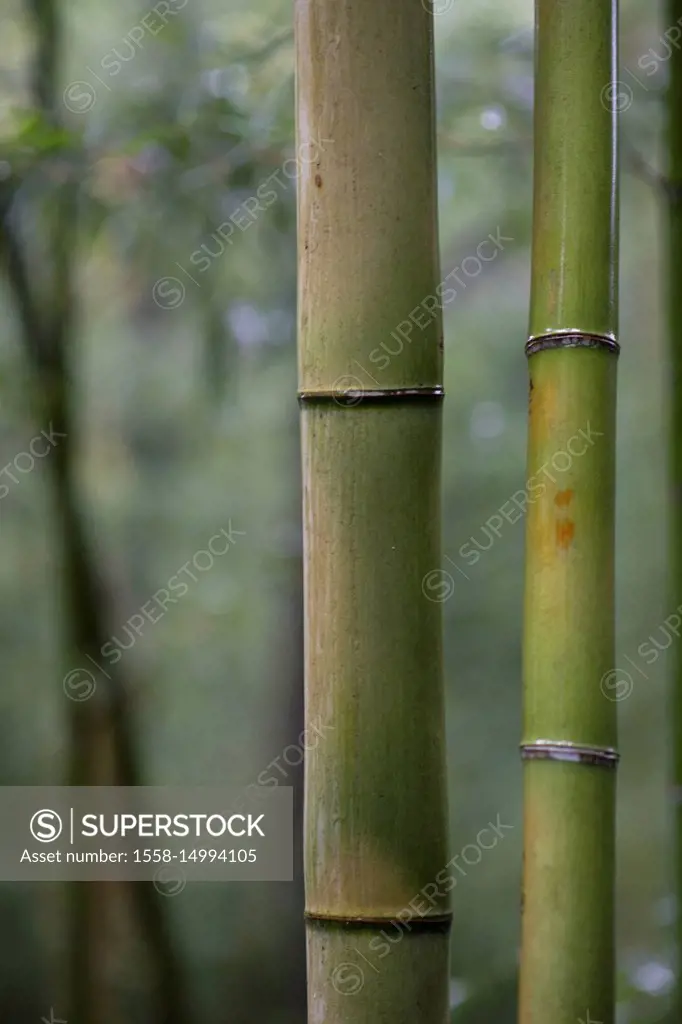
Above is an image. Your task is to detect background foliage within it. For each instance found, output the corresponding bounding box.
[0,0,672,1020]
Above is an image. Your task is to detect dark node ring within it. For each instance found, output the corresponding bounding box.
[304,911,453,931]
[298,386,444,406]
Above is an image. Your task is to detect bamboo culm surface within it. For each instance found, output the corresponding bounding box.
[669,0,682,1014]
[295,2,451,1022]
[518,2,619,1023]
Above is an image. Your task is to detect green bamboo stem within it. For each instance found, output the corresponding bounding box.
[295,2,450,1021]
[668,0,682,1010]
[519,2,619,1023]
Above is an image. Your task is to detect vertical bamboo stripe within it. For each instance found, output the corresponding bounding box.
[668,0,682,1015]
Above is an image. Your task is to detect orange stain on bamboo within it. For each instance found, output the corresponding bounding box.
[554,489,575,550]
[530,487,576,557]
[555,519,575,549]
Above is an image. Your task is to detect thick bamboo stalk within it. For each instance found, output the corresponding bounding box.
[519,2,619,1023]
[669,0,682,1012]
[295,2,451,1022]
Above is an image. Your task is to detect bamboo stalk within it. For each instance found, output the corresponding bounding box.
[295,2,451,1021]
[518,2,619,1023]
[669,0,682,1012]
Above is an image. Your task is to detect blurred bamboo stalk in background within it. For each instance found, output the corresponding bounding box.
[0,2,191,1021]
[668,0,682,1015]
[518,1,619,1022]
[295,0,451,1021]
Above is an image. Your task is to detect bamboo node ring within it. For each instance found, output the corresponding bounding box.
[298,386,445,406]
[304,910,453,930]
[520,740,619,768]
[525,331,620,358]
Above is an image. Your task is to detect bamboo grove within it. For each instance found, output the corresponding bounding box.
[295,0,631,1022]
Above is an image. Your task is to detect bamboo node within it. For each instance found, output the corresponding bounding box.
[298,386,445,406]
[520,740,619,769]
[304,911,453,931]
[525,331,620,358]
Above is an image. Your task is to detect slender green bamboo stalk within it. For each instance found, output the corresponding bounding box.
[295,2,450,1021]
[669,0,682,1013]
[519,2,619,1023]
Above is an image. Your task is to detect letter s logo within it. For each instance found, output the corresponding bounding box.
[30,809,63,842]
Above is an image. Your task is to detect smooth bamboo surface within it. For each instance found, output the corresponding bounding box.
[520,349,617,1024]
[296,2,450,1022]
[519,1,619,1022]
[529,0,617,339]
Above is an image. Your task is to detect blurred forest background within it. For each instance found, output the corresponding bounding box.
[0,0,672,1020]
